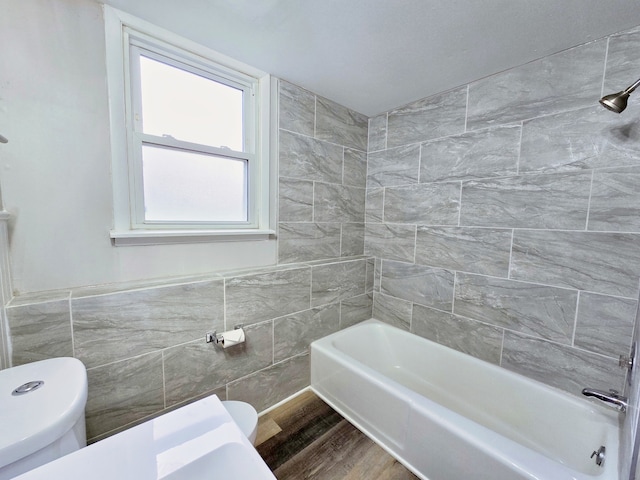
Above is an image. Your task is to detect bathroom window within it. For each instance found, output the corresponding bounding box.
[104,7,274,245]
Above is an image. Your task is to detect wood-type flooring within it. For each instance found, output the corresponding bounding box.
[255,390,419,480]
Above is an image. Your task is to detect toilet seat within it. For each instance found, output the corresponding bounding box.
[221,400,258,445]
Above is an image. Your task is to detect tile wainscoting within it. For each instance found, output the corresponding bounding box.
[5,256,373,442]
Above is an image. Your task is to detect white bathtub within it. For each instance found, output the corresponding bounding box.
[310,319,620,480]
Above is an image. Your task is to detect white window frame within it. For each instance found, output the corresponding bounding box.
[104,6,276,246]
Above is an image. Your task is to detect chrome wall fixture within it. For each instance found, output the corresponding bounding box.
[0,134,7,144]
[600,78,640,113]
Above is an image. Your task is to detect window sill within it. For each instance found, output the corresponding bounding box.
[110,228,276,246]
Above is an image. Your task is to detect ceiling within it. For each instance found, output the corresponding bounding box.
[99,0,640,117]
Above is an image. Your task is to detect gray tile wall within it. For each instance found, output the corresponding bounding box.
[366,27,640,398]
[278,80,368,264]
[3,80,373,443]
[5,256,372,443]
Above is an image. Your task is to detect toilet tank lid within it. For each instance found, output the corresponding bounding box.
[0,357,88,468]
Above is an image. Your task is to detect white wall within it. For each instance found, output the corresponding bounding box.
[0,0,276,294]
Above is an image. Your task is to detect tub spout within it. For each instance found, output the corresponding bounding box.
[582,388,627,412]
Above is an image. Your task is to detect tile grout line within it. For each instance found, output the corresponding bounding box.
[585,169,595,231]
[571,291,581,348]
[601,37,610,98]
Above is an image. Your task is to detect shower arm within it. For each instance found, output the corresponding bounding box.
[622,78,640,95]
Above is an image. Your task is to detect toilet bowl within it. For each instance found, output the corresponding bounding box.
[222,400,258,445]
[0,357,88,480]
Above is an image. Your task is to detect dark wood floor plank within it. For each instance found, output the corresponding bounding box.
[256,390,419,480]
[273,419,373,479]
[257,391,344,471]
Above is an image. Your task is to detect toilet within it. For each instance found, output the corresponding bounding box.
[222,400,258,445]
[0,357,88,480]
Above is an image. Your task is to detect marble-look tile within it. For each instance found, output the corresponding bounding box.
[311,259,366,307]
[510,230,640,297]
[364,224,416,263]
[73,281,224,368]
[279,178,313,222]
[340,293,373,329]
[279,80,315,137]
[384,182,460,225]
[7,290,70,307]
[373,257,382,293]
[365,257,376,293]
[604,27,640,106]
[520,106,640,173]
[7,300,73,366]
[501,331,625,396]
[341,223,365,257]
[220,263,303,279]
[387,87,467,148]
[163,321,273,406]
[366,144,420,188]
[85,352,164,439]
[411,304,502,364]
[459,172,591,229]
[314,183,365,223]
[365,188,384,223]
[368,114,387,152]
[167,385,228,412]
[574,292,636,358]
[420,125,520,183]
[343,149,367,188]
[467,40,607,129]
[315,96,368,151]
[380,260,454,311]
[227,353,310,413]
[372,292,412,331]
[589,166,640,232]
[71,274,222,299]
[415,226,512,277]
[274,303,340,362]
[226,267,311,325]
[279,130,343,183]
[454,274,577,344]
[277,223,341,264]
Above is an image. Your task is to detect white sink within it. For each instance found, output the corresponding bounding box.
[12,395,275,480]
[162,442,273,479]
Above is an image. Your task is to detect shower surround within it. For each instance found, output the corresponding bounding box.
[365,26,640,398]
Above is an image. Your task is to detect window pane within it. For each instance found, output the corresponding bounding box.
[142,145,248,223]
[139,55,244,151]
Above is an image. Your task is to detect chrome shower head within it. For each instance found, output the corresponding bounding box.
[600,77,640,113]
[600,91,630,113]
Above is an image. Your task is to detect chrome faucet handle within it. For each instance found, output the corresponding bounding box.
[591,445,606,466]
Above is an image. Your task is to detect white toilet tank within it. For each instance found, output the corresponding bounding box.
[0,357,88,479]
